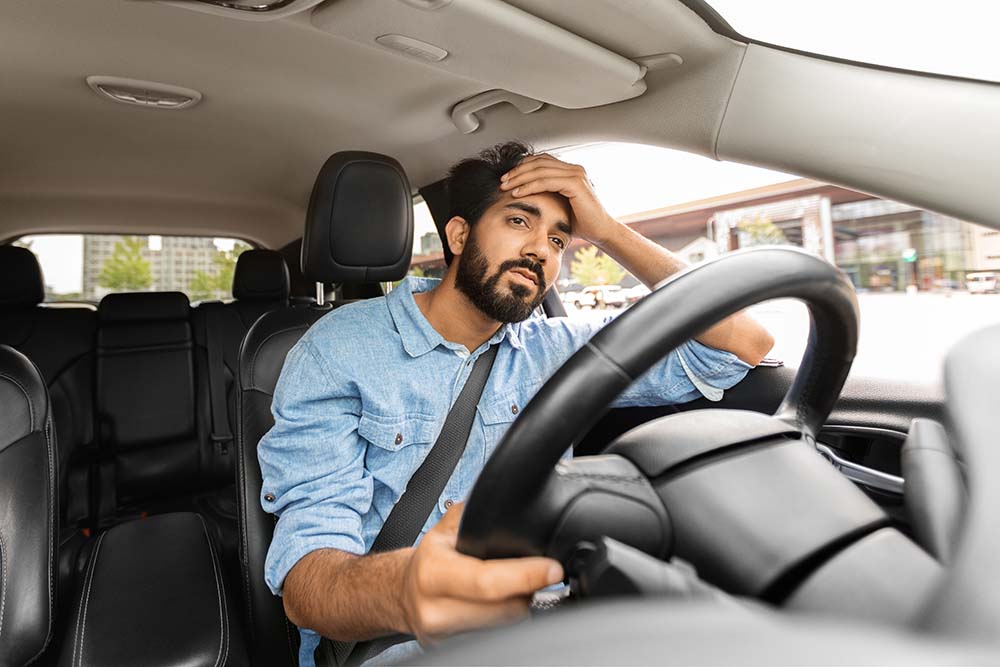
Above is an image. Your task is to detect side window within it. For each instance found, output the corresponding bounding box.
[15,234,252,304]
[410,199,446,279]
[544,142,1000,384]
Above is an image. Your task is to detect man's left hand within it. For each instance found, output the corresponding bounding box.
[500,154,619,246]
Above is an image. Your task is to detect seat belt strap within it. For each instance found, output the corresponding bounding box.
[203,302,233,453]
[317,343,500,667]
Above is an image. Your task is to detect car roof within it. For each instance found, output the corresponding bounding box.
[1,0,997,248]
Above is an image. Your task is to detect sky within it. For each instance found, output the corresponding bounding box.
[706,0,999,83]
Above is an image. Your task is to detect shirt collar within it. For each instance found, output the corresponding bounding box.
[387,277,525,358]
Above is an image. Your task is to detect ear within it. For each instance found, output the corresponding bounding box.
[445,216,470,257]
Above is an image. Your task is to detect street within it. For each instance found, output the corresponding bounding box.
[562,292,1000,386]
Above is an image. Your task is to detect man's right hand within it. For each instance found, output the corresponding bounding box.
[400,502,564,645]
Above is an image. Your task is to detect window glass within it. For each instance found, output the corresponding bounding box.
[705,0,1000,84]
[410,198,446,279]
[15,234,253,303]
[543,142,1000,385]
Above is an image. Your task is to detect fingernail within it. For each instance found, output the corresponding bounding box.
[547,563,564,584]
[513,188,521,195]
[501,172,509,180]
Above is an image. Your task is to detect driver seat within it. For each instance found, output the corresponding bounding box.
[236,152,414,665]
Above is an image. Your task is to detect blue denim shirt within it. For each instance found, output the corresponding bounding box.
[259,277,752,665]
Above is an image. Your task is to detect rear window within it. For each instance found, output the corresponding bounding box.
[14,234,253,303]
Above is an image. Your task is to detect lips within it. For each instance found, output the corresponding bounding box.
[508,268,538,286]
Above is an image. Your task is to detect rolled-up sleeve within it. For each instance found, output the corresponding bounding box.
[613,339,752,407]
[258,337,372,595]
[539,315,752,408]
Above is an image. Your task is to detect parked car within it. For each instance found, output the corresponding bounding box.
[583,284,628,308]
[966,271,998,294]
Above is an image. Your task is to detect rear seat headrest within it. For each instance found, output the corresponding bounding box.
[0,246,45,307]
[302,151,414,284]
[232,249,290,302]
[98,292,190,323]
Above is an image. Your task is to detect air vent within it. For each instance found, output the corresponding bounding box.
[86,76,203,110]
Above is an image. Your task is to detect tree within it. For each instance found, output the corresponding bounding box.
[98,236,153,291]
[570,245,625,286]
[189,242,251,301]
[737,215,788,247]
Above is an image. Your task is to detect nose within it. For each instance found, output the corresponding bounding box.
[522,230,549,265]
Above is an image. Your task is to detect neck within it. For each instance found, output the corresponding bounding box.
[413,269,503,353]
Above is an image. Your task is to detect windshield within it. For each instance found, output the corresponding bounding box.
[704,0,1000,84]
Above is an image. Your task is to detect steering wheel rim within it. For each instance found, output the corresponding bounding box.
[458,246,859,559]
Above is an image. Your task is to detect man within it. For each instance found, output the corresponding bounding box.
[259,142,774,665]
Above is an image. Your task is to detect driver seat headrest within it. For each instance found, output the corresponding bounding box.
[301,151,414,284]
[0,246,45,308]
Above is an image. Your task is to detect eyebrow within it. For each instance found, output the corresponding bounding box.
[503,202,573,237]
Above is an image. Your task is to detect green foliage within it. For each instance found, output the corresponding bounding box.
[737,215,788,247]
[189,241,251,301]
[98,236,153,291]
[570,245,625,286]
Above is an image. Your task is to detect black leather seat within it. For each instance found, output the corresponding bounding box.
[0,246,96,527]
[236,152,414,666]
[0,344,58,666]
[192,248,291,450]
[95,291,210,510]
[57,512,248,667]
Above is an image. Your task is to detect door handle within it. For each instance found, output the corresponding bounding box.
[815,443,904,495]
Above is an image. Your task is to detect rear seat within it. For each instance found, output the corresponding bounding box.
[3,244,291,581]
[192,248,291,452]
[96,291,206,508]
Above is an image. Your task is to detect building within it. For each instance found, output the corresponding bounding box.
[82,235,223,300]
[560,179,990,292]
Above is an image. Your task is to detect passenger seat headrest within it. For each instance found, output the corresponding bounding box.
[232,249,290,302]
[99,292,190,323]
[0,245,45,307]
[302,151,413,284]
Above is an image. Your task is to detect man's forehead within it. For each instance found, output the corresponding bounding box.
[492,192,573,233]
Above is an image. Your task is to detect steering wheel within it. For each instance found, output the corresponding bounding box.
[456,246,885,601]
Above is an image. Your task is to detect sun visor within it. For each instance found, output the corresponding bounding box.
[310,0,647,110]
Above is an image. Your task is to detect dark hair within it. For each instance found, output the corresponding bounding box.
[446,140,534,226]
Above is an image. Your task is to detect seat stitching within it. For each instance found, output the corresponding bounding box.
[197,514,228,667]
[0,531,7,642]
[17,413,59,666]
[74,532,106,667]
[235,413,256,637]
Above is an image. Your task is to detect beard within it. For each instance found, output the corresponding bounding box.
[454,229,547,323]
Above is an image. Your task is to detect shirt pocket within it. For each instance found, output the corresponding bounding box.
[479,389,528,459]
[358,411,439,500]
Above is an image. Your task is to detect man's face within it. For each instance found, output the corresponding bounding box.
[454,191,572,323]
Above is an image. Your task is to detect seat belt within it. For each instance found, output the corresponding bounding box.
[316,343,500,667]
[202,302,233,455]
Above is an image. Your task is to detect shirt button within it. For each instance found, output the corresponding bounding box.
[394,433,403,445]
[264,493,276,503]
[511,404,519,415]
[444,498,454,510]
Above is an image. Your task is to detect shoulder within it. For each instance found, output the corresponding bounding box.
[515,313,615,347]
[289,297,396,375]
